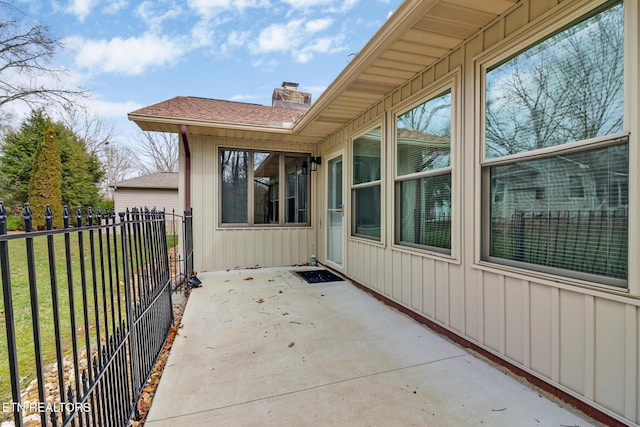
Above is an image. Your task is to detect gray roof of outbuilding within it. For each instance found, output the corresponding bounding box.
[110,172,178,190]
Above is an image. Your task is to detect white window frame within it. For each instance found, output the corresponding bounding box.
[476,0,630,290]
[350,123,383,242]
[391,72,460,260]
[218,148,311,227]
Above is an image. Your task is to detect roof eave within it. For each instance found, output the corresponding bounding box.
[292,0,437,134]
[128,113,297,135]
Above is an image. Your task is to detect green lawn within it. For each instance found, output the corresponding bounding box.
[0,231,177,421]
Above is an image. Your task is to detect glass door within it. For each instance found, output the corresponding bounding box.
[327,155,343,266]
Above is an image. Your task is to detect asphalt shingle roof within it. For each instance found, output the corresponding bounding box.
[111,172,178,189]
[129,96,305,128]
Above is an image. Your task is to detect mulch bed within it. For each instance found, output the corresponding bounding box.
[128,288,190,426]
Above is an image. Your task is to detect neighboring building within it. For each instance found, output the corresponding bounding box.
[110,172,180,229]
[129,1,638,425]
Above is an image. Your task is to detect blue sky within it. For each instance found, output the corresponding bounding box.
[10,0,403,146]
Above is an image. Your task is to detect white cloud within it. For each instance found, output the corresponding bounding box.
[135,2,183,33]
[251,17,338,62]
[66,0,97,21]
[102,0,128,14]
[86,98,144,118]
[220,30,251,54]
[252,20,304,54]
[295,35,343,63]
[278,0,334,8]
[276,0,357,12]
[65,34,186,75]
[305,18,332,33]
[187,0,270,17]
[190,18,217,47]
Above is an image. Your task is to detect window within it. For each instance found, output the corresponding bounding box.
[482,2,627,287]
[220,149,248,223]
[568,175,585,198]
[220,148,310,226]
[352,127,382,240]
[395,90,452,253]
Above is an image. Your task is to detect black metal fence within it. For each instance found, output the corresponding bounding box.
[0,202,193,426]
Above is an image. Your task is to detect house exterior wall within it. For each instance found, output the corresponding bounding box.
[114,188,179,216]
[315,0,640,425]
[181,0,639,423]
[184,134,317,271]
[114,187,181,233]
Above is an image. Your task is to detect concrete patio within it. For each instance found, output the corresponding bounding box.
[145,267,599,427]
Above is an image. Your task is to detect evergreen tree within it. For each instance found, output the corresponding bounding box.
[27,127,63,228]
[0,110,104,217]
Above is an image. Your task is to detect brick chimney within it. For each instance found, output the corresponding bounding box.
[272,82,312,111]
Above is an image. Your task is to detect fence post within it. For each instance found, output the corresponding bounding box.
[184,209,193,281]
[23,203,48,425]
[45,204,69,422]
[0,202,22,426]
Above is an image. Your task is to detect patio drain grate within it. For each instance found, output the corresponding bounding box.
[295,269,344,284]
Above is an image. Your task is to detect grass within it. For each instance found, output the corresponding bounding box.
[0,230,178,421]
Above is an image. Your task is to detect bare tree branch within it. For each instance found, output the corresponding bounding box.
[0,2,84,110]
[134,132,179,174]
[61,106,114,154]
[102,143,138,199]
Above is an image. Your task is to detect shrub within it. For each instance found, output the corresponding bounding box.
[6,216,21,231]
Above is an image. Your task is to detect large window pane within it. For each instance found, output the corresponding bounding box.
[397,91,451,176]
[482,2,627,287]
[353,186,381,239]
[220,149,248,223]
[398,174,451,251]
[485,3,623,159]
[254,152,279,224]
[488,143,628,283]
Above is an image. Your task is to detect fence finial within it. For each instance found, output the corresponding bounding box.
[23,203,33,232]
[63,205,70,229]
[45,205,53,231]
[76,207,83,227]
[0,201,6,235]
[87,207,93,226]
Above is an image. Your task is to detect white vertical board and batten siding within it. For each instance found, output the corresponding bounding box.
[188,134,316,271]
[317,0,640,424]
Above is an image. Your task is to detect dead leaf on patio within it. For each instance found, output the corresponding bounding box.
[244,277,254,281]
[256,298,264,303]
[288,342,295,348]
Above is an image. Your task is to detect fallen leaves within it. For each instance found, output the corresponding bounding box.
[129,297,188,425]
